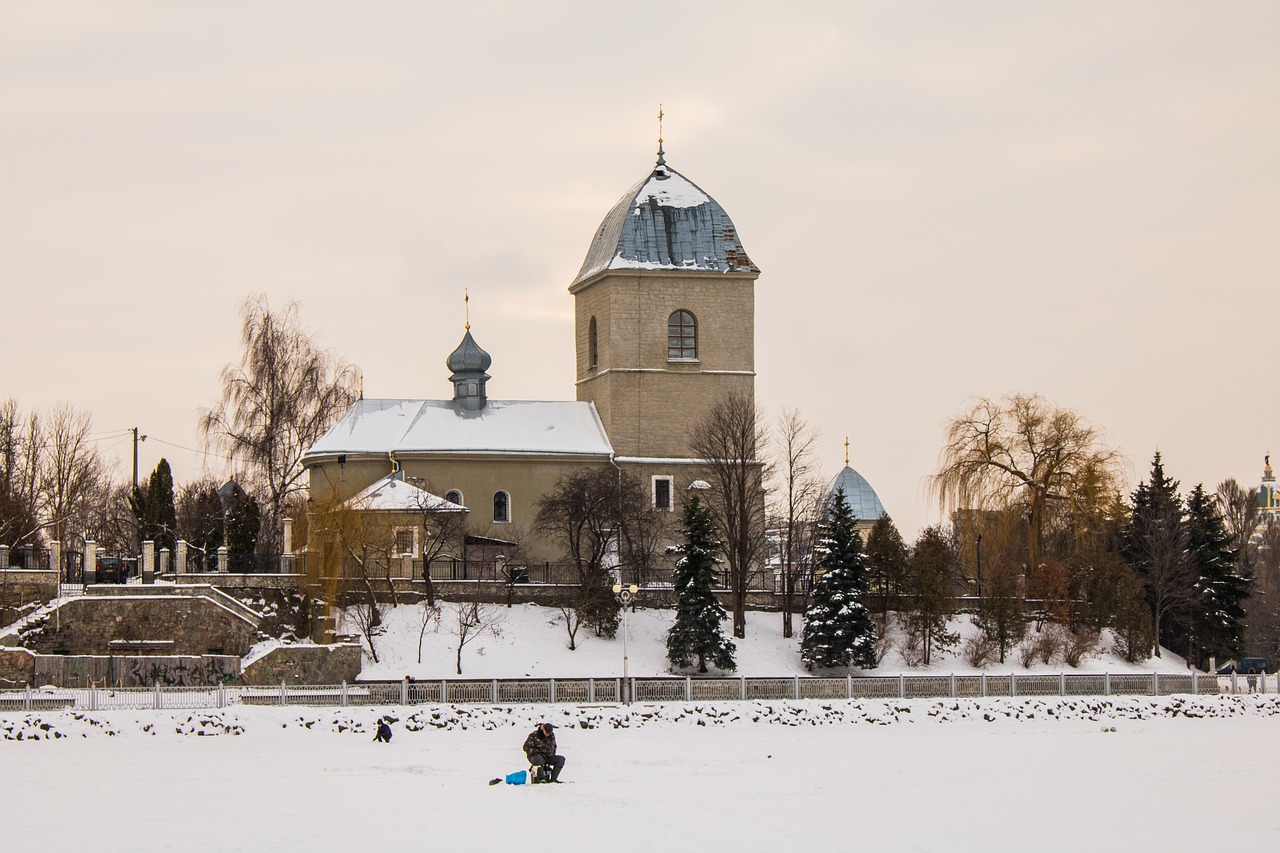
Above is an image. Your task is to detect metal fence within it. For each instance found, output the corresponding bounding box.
[1,671,1268,713]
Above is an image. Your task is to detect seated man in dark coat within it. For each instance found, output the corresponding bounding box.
[522,722,565,782]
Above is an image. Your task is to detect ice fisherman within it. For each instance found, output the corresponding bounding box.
[374,718,393,743]
[523,722,565,783]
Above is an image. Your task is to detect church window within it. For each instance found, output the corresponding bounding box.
[394,527,417,556]
[445,489,463,506]
[667,310,697,360]
[588,316,598,370]
[493,490,511,524]
[652,476,674,511]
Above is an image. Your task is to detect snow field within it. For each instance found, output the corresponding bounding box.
[2,698,1279,852]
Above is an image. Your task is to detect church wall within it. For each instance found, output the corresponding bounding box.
[307,455,613,563]
[575,270,757,459]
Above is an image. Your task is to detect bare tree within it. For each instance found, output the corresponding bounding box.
[1216,477,1259,574]
[536,466,651,642]
[0,400,41,549]
[689,390,769,639]
[416,600,441,664]
[931,393,1123,580]
[405,481,469,608]
[450,600,503,675]
[306,494,401,662]
[199,295,359,552]
[771,409,821,638]
[39,402,111,551]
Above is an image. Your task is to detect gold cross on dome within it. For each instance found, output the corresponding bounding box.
[658,104,664,144]
[844,436,850,465]
[465,289,470,330]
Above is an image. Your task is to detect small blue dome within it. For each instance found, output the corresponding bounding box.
[829,465,887,524]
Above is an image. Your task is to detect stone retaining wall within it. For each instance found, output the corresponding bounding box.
[0,647,35,686]
[241,643,363,686]
[0,570,58,611]
[35,654,241,688]
[25,595,260,657]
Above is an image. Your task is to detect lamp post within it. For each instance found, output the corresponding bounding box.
[612,582,638,704]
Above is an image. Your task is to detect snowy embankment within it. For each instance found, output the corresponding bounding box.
[345,601,1194,681]
[5,694,1280,741]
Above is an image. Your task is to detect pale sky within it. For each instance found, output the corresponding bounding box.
[2,2,1277,538]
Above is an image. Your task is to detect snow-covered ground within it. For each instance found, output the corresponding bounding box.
[346,601,1195,681]
[2,698,1278,851]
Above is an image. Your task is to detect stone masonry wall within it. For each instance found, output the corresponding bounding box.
[26,595,260,657]
[34,654,241,688]
[240,643,363,685]
[0,646,35,686]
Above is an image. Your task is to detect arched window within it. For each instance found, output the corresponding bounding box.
[667,310,697,360]
[493,490,511,524]
[445,489,463,506]
[588,316,598,370]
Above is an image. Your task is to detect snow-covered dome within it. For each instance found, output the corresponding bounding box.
[572,156,758,287]
[828,465,887,524]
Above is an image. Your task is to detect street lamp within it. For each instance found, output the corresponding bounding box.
[612,583,638,704]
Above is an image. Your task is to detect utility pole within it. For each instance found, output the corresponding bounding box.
[131,427,146,558]
[131,427,146,491]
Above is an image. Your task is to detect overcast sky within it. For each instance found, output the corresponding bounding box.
[2,2,1277,538]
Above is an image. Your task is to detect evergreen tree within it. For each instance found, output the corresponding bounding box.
[225,490,260,560]
[1185,483,1250,667]
[801,488,877,670]
[666,496,736,673]
[904,525,959,665]
[129,459,177,553]
[1123,452,1193,657]
[864,513,909,618]
[175,478,224,557]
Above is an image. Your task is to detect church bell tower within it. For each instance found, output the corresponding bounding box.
[569,147,760,459]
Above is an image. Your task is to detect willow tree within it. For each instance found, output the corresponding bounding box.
[930,393,1122,581]
[199,295,359,552]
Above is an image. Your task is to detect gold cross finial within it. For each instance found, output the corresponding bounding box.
[844,436,850,465]
[359,371,364,400]
[464,289,470,330]
[658,103,664,144]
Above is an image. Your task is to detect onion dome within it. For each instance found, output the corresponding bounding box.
[446,329,491,412]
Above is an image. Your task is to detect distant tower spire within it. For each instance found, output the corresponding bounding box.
[465,288,470,330]
[844,436,850,465]
[656,103,666,167]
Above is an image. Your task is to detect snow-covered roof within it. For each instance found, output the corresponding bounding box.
[829,465,887,524]
[306,399,614,459]
[571,161,758,287]
[343,473,466,512]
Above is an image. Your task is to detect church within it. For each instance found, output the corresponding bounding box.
[301,145,762,569]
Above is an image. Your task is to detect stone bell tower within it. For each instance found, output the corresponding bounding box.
[569,146,760,459]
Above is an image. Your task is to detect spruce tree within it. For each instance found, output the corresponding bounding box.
[667,496,736,673]
[801,488,878,670]
[1123,452,1193,657]
[864,513,909,618]
[1185,483,1250,667]
[225,491,260,562]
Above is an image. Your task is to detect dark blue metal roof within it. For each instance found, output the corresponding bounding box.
[572,162,757,287]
